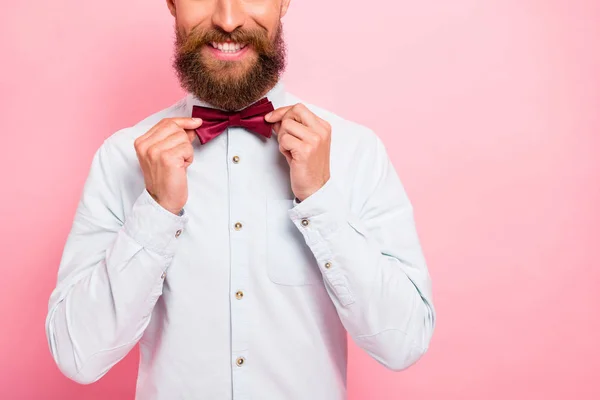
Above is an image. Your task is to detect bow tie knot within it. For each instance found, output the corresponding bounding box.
[191,97,275,145]
[228,113,242,126]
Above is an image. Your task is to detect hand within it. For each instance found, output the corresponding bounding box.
[133,117,202,215]
[265,103,331,201]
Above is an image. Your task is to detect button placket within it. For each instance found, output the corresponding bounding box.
[227,129,251,397]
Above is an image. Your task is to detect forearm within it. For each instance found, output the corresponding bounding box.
[289,178,435,371]
[46,189,187,384]
[308,213,433,370]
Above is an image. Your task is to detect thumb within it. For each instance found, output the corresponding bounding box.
[172,117,203,130]
[174,117,202,143]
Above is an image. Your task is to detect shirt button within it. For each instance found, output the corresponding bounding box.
[324,262,332,269]
[301,219,309,226]
[232,155,240,163]
[234,222,243,230]
[161,271,166,279]
[236,356,245,367]
[235,290,244,300]
[175,229,182,238]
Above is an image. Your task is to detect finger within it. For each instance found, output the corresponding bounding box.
[138,122,183,154]
[267,103,322,131]
[139,118,201,151]
[146,131,193,161]
[264,105,293,123]
[315,116,331,132]
[171,117,203,130]
[163,141,195,168]
[137,117,202,145]
[274,118,315,143]
[287,103,322,130]
[278,129,304,153]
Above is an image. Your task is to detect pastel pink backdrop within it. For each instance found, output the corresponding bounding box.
[1,0,598,399]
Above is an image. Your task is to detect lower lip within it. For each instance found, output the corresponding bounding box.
[206,44,250,61]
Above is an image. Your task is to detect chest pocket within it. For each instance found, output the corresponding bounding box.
[266,198,322,285]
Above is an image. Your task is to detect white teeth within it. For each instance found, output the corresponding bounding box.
[212,42,246,53]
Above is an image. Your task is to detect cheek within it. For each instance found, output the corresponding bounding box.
[175,3,213,33]
[245,2,281,31]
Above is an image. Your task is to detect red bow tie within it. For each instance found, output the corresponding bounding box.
[191,97,275,145]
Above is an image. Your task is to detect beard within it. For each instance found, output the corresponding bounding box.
[173,21,287,111]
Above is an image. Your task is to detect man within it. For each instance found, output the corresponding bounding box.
[45,0,436,398]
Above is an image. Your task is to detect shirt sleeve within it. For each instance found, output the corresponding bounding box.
[45,139,189,384]
[287,133,435,371]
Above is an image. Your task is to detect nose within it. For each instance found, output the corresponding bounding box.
[212,0,246,33]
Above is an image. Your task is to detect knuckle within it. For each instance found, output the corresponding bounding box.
[159,151,172,164]
[281,119,291,131]
[158,119,173,130]
[175,131,187,141]
[147,145,160,160]
[166,120,178,131]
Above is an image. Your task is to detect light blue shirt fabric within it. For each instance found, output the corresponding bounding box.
[45,80,435,399]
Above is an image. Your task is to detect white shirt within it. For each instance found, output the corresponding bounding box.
[45,80,436,400]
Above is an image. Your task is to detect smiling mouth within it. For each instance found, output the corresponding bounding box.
[209,41,248,53]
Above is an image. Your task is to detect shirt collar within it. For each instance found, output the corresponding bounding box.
[183,78,286,115]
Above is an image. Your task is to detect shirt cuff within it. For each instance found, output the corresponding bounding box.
[123,189,189,256]
[287,178,355,306]
[288,177,348,243]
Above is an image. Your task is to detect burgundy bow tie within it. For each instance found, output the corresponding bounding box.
[191,97,275,145]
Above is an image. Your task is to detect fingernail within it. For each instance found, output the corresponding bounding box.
[192,118,202,123]
[264,112,272,120]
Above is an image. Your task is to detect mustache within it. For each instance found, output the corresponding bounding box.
[177,25,276,56]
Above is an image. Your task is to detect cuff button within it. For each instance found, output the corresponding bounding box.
[324,262,332,269]
[301,219,309,226]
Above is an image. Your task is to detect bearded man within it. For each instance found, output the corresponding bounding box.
[45,1,436,399]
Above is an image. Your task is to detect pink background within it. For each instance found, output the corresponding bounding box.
[1,0,599,399]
